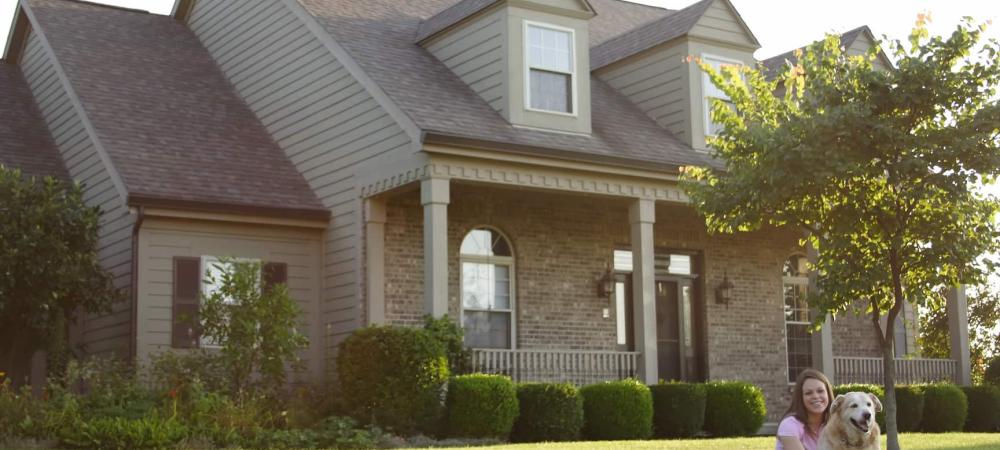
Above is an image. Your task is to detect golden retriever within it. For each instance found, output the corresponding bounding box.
[818,392,882,450]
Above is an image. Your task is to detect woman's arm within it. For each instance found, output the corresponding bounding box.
[778,436,805,450]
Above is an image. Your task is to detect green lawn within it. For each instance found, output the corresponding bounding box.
[405,433,1000,449]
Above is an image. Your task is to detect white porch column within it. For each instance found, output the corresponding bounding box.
[421,177,450,318]
[365,197,387,325]
[807,244,835,382]
[946,285,972,385]
[630,198,658,384]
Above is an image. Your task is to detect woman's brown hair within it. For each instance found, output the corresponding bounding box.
[782,368,833,434]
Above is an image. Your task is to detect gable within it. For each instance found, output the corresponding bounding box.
[688,0,758,49]
[846,31,892,71]
[514,0,594,17]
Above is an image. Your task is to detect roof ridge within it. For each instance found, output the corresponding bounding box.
[44,0,152,15]
[602,0,672,12]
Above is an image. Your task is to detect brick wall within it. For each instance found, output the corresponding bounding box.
[832,309,883,358]
[383,184,806,419]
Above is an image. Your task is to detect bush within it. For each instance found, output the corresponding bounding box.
[580,379,652,440]
[985,356,1000,387]
[834,384,885,432]
[920,383,968,432]
[424,315,471,374]
[650,381,706,438]
[962,385,1000,432]
[147,350,229,395]
[61,417,187,450]
[704,381,766,436]
[312,416,389,450]
[895,385,925,432]
[511,382,583,442]
[337,325,449,435]
[444,374,518,439]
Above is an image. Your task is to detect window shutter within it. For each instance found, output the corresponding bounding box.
[263,262,288,294]
[172,256,201,348]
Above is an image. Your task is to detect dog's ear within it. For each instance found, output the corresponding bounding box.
[869,393,883,412]
[830,394,846,413]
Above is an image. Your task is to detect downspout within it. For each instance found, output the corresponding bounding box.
[129,206,145,363]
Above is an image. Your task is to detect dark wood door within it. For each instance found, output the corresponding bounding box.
[656,279,696,382]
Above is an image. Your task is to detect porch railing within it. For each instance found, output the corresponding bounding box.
[834,357,957,385]
[470,348,640,386]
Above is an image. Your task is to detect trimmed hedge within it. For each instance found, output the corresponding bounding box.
[444,374,519,439]
[580,379,652,440]
[961,385,1000,432]
[895,385,925,432]
[337,325,449,435]
[920,383,968,432]
[649,382,706,438]
[986,356,1000,387]
[703,381,766,437]
[511,382,583,442]
[834,384,885,432]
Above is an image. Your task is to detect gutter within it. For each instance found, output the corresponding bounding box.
[128,205,144,364]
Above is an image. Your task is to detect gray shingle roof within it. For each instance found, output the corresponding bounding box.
[26,0,328,219]
[761,25,873,78]
[590,0,713,70]
[299,0,713,170]
[0,63,69,181]
[587,0,673,47]
[415,0,497,43]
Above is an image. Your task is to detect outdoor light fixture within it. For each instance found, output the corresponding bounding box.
[598,264,614,298]
[715,270,735,307]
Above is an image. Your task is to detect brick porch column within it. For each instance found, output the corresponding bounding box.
[421,177,450,318]
[807,244,835,382]
[630,198,658,383]
[365,197,386,325]
[946,285,971,385]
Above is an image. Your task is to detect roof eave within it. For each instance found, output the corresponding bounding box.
[127,193,331,223]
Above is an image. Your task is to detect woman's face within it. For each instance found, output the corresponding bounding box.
[801,378,829,417]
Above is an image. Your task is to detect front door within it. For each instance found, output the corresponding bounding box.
[656,279,696,382]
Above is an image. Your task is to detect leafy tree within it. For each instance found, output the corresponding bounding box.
[682,18,1000,450]
[918,285,1000,383]
[199,259,308,400]
[0,166,121,380]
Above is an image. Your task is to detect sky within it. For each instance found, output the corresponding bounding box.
[3,0,999,61]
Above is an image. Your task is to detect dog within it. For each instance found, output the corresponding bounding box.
[818,391,882,450]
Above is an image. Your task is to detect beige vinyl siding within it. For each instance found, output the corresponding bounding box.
[19,30,134,357]
[597,40,690,143]
[688,0,755,48]
[425,7,506,115]
[187,0,412,371]
[846,33,890,71]
[135,218,323,380]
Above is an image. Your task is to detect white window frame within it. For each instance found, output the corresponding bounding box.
[782,255,812,384]
[459,227,517,349]
[199,255,260,349]
[523,20,577,117]
[701,53,744,137]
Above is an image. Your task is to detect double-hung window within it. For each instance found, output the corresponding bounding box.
[526,22,575,114]
[783,254,812,383]
[461,228,515,349]
[200,255,258,348]
[702,54,741,136]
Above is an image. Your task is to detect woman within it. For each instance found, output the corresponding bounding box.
[776,369,833,450]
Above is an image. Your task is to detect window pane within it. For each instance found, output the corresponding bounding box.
[786,323,813,383]
[614,250,633,272]
[527,26,571,72]
[463,311,511,348]
[530,69,571,113]
[493,265,510,309]
[669,254,691,275]
[460,228,511,257]
[615,281,626,345]
[462,262,491,309]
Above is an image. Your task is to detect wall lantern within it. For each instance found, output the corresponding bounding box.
[598,264,614,298]
[715,270,735,307]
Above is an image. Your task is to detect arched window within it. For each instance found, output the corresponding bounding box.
[460,227,515,349]
[783,254,812,383]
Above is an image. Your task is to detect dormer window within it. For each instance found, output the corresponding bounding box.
[702,54,742,137]
[525,22,575,115]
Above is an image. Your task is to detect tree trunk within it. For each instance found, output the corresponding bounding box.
[882,338,900,450]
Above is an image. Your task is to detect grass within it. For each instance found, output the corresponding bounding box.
[404,433,1000,449]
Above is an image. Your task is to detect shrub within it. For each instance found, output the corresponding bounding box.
[580,379,652,440]
[704,381,766,437]
[0,379,46,440]
[61,417,187,450]
[895,385,925,432]
[245,428,318,449]
[511,382,583,442]
[147,350,228,395]
[313,416,389,450]
[962,385,1000,432]
[833,384,885,431]
[985,356,1000,387]
[424,315,471,374]
[920,383,968,432]
[445,374,518,439]
[649,381,706,438]
[337,325,449,435]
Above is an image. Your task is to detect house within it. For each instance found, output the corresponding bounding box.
[0,0,971,424]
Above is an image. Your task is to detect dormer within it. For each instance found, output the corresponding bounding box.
[417,0,595,135]
[592,0,758,151]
